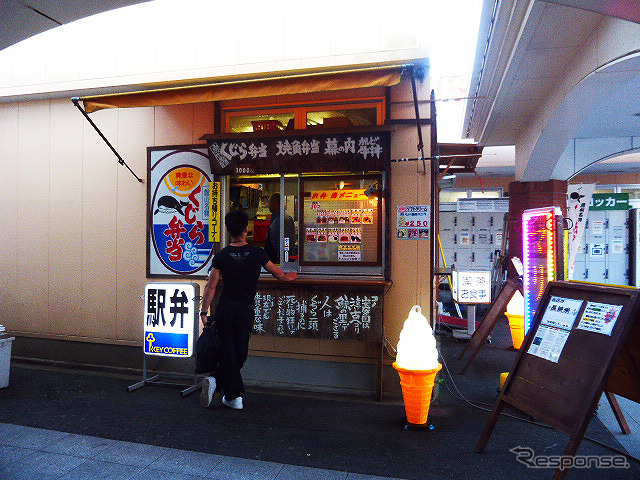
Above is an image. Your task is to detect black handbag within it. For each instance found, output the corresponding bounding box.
[194,317,220,374]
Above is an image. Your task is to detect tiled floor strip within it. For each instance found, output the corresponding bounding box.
[0,423,407,480]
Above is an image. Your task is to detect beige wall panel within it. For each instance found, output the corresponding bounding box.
[192,103,215,144]
[154,105,194,146]
[48,99,83,337]
[390,76,430,118]
[386,156,419,347]
[0,103,19,326]
[416,148,433,322]
[116,107,155,342]
[17,100,50,333]
[81,109,118,340]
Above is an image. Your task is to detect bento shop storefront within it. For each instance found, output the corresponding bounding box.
[78,66,428,397]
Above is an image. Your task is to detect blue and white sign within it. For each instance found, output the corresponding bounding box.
[148,147,215,278]
[144,283,199,357]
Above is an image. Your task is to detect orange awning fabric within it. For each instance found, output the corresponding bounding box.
[80,67,403,114]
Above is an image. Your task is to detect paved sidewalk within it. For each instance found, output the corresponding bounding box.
[0,423,404,480]
[597,393,640,459]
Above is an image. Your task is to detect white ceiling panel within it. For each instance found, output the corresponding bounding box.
[528,3,602,50]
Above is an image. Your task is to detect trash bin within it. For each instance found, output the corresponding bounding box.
[0,336,15,388]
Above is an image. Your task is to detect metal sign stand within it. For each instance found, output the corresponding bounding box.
[127,354,204,397]
[128,283,204,397]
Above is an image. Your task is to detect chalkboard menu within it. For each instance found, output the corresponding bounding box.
[253,284,383,341]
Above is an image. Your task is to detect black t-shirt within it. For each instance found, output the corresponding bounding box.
[211,244,270,304]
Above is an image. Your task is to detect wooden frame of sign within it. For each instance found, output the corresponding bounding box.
[475,281,640,480]
[458,277,522,374]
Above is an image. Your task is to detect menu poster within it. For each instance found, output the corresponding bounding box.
[338,245,361,262]
[397,205,430,240]
[306,228,317,242]
[351,209,362,224]
[317,229,328,243]
[528,325,571,363]
[362,209,374,224]
[328,229,339,242]
[576,302,623,336]
[528,296,584,363]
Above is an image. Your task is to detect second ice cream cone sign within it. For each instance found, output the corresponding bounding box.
[393,305,442,425]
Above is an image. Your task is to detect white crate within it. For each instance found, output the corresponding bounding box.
[0,337,15,388]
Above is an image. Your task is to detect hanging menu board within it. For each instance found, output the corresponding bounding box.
[299,175,382,266]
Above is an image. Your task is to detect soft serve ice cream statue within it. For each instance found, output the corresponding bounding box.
[395,305,439,370]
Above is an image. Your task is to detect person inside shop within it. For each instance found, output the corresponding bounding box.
[264,192,296,263]
[199,209,297,410]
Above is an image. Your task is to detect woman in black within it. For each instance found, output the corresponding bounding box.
[199,209,297,410]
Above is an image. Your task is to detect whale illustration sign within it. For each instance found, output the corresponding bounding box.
[148,147,215,277]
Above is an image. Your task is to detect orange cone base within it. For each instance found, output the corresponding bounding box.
[505,313,525,349]
[393,362,442,425]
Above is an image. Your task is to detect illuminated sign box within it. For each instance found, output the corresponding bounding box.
[522,207,564,334]
[451,270,492,304]
[144,283,199,357]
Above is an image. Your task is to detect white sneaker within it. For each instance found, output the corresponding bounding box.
[222,396,243,410]
[200,377,216,408]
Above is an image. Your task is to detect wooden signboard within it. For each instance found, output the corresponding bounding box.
[476,281,640,480]
[253,284,384,342]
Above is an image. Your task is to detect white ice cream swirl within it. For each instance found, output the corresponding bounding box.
[395,305,439,370]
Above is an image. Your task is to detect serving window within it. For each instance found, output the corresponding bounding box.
[299,174,382,267]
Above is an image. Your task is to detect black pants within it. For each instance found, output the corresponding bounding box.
[214,299,254,400]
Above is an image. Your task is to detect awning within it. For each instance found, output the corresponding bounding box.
[437,143,483,179]
[79,67,404,114]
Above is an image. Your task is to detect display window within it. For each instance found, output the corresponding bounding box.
[224,172,384,275]
[299,174,382,267]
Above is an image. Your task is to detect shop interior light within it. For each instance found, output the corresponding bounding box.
[522,207,561,334]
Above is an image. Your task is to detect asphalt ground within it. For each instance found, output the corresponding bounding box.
[1,318,638,480]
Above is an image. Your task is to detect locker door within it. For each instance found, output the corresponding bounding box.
[474,212,493,230]
[606,210,629,285]
[454,249,474,270]
[442,248,456,268]
[473,248,494,271]
[585,257,607,283]
[455,213,474,231]
[570,242,587,280]
[457,229,472,249]
[474,228,492,249]
[586,211,606,246]
[572,260,587,281]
